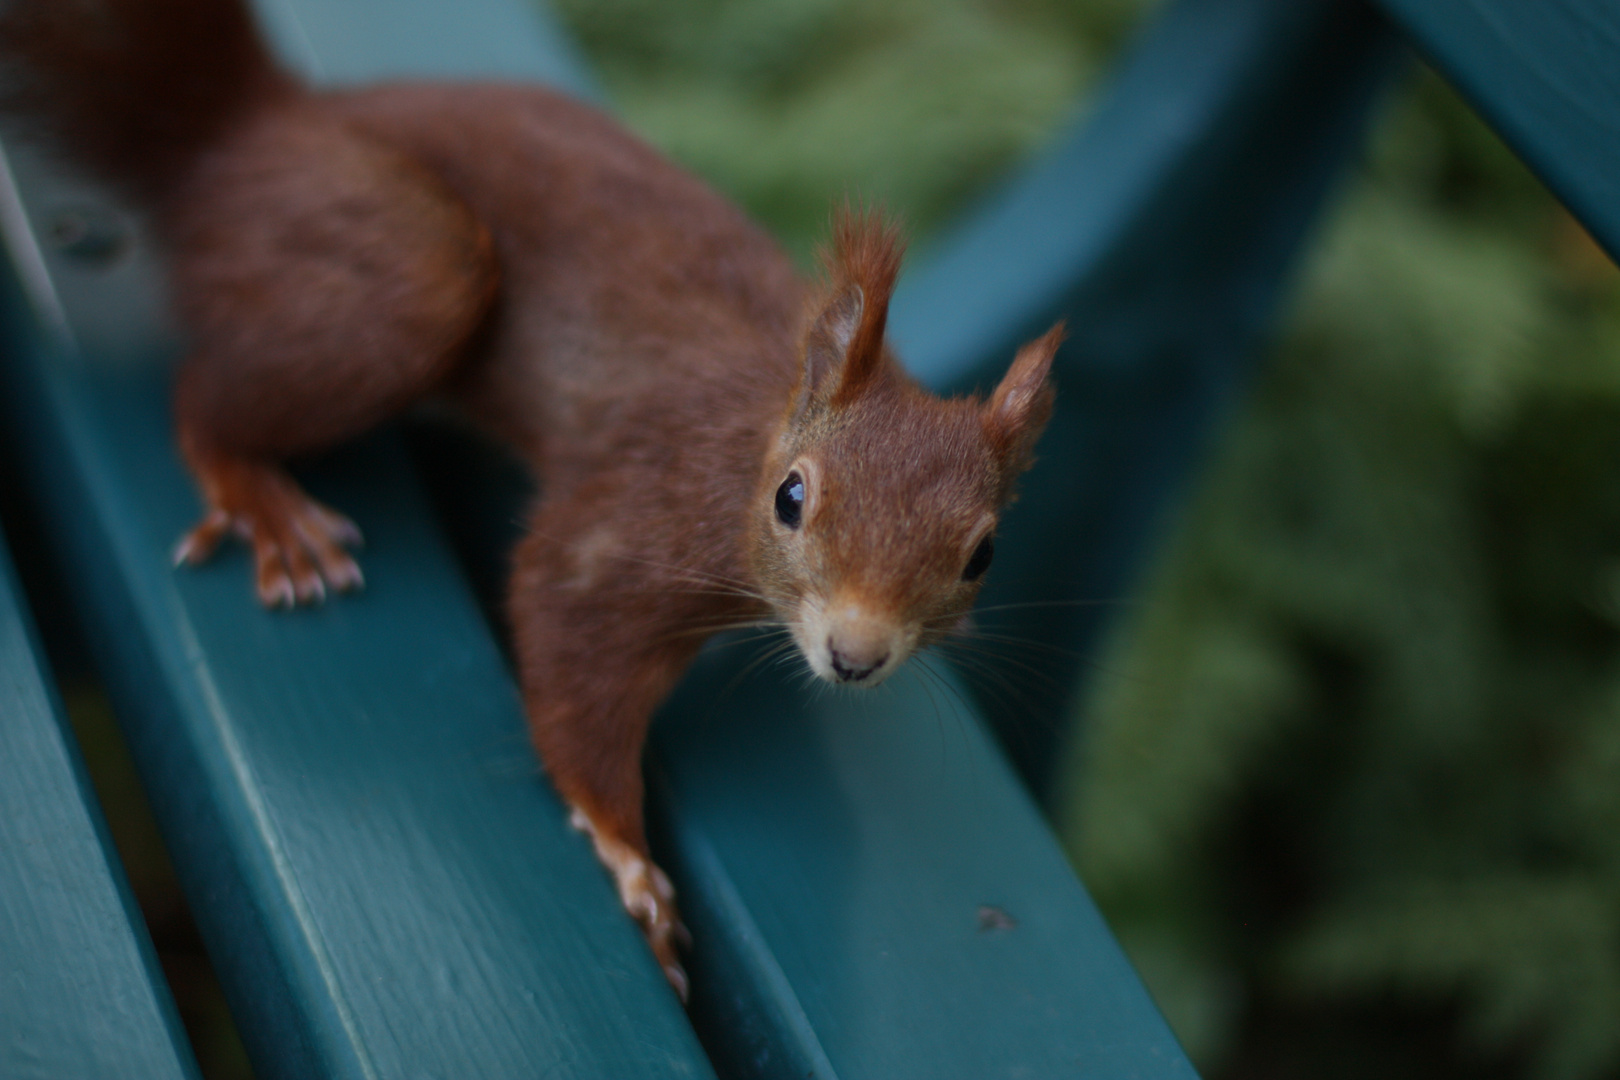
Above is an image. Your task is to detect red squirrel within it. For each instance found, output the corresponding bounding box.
[1,0,1062,998]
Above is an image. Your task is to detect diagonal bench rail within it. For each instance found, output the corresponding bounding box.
[0,155,715,1079]
[1373,0,1620,263]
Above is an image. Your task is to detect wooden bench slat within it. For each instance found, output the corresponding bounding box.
[255,0,600,93]
[651,657,1199,1080]
[0,4,714,1073]
[0,140,712,1080]
[0,527,199,1080]
[1373,0,1620,261]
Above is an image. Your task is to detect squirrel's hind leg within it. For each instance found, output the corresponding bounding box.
[167,109,499,605]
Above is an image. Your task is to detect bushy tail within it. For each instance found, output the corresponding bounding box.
[0,0,295,206]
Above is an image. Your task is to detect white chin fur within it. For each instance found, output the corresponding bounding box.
[792,597,911,687]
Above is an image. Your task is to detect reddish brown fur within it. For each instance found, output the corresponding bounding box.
[985,321,1065,481]
[0,0,294,203]
[0,0,1062,996]
[823,207,904,407]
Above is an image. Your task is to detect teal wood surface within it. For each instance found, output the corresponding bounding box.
[651,657,1198,1080]
[0,147,714,1078]
[1373,0,1620,261]
[888,0,1402,794]
[0,529,199,1080]
[253,0,598,94]
[0,0,712,1073]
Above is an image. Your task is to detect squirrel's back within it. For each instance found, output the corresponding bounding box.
[0,0,807,472]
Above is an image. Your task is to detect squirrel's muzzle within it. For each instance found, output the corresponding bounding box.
[798,596,909,687]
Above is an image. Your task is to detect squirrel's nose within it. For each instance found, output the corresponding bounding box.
[828,640,888,683]
[815,596,906,686]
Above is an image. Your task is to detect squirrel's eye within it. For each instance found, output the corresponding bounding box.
[775,472,804,528]
[963,535,994,581]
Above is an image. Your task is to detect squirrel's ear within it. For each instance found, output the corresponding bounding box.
[795,207,904,412]
[983,321,1064,470]
[799,282,863,406]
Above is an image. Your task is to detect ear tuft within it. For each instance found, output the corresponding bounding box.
[984,321,1064,471]
[799,203,904,408]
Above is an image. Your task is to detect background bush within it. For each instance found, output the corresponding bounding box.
[557,2,1620,1078]
[1060,67,1620,1080]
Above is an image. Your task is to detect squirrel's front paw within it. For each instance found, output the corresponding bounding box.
[630,861,690,1002]
[570,806,691,1001]
[174,455,363,607]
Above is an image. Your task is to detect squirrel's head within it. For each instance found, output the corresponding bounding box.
[748,210,1063,687]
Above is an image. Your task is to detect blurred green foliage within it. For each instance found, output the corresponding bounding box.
[557,2,1620,1078]
[554,0,1144,260]
[1060,66,1620,1080]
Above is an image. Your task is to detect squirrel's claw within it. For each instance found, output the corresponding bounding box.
[173,508,235,567]
[662,959,690,1003]
[570,805,691,1002]
[175,455,364,607]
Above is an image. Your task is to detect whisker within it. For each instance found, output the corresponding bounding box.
[920,655,974,763]
[652,618,785,647]
[933,626,1093,664]
[766,640,807,671]
[912,653,995,802]
[693,628,794,656]
[943,628,1137,689]
[692,635,805,727]
[933,641,1069,702]
[520,525,777,607]
[932,648,1061,734]
[915,652,989,725]
[736,637,802,701]
[933,636,1067,683]
[919,653,976,713]
[966,598,1134,616]
[903,656,950,767]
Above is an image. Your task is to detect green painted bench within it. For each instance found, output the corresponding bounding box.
[2,0,1613,1077]
[0,528,198,1078]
